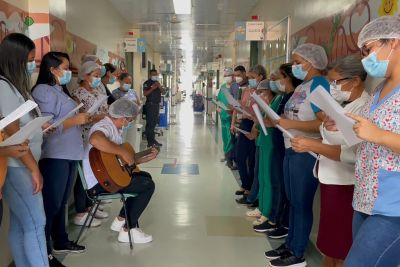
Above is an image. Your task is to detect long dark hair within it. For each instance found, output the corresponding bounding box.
[0,33,35,101]
[33,51,72,96]
[279,63,302,88]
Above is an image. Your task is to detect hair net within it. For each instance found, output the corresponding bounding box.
[292,43,328,70]
[78,61,100,82]
[224,67,234,75]
[109,98,139,118]
[357,15,400,48]
[81,55,100,64]
[257,79,270,90]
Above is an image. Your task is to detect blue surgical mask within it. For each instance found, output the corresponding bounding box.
[90,77,101,88]
[109,76,116,84]
[292,64,308,80]
[361,47,392,78]
[58,70,72,85]
[269,80,280,93]
[249,79,258,88]
[151,76,159,81]
[122,84,131,91]
[122,122,134,131]
[26,61,36,75]
[101,66,107,77]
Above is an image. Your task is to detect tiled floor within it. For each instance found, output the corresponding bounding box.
[62,99,321,267]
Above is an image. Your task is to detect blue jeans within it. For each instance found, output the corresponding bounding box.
[3,167,49,267]
[39,159,77,253]
[344,211,400,267]
[236,119,255,191]
[283,148,318,258]
[269,147,289,227]
[247,147,259,203]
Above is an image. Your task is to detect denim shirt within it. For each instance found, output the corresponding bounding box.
[32,84,84,160]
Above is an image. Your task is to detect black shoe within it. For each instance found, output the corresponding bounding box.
[247,199,259,208]
[265,244,291,260]
[253,220,278,233]
[270,254,306,267]
[53,241,86,254]
[230,165,238,170]
[48,254,66,267]
[235,190,245,195]
[154,141,163,147]
[235,196,250,205]
[268,227,289,239]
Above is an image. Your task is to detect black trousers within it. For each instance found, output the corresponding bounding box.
[39,158,77,253]
[145,103,160,145]
[89,171,155,229]
[74,168,92,213]
[236,119,256,191]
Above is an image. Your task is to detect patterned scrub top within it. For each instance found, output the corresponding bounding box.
[354,83,400,216]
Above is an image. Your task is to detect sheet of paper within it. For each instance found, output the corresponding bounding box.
[233,105,252,117]
[276,125,318,159]
[87,95,108,115]
[308,86,362,146]
[252,104,268,136]
[211,99,229,111]
[0,116,52,147]
[251,93,280,121]
[234,126,250,135]
[43,103,84,132]
[223,89,241,108]
[0,100,38,131]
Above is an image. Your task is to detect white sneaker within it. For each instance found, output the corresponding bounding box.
[246,208,261,218]
[73,213,102,227]
[110,217,125,232]
[101,199,113,204]
[94,209,109,219]
[253,215,268,226]
[118,228,153,244]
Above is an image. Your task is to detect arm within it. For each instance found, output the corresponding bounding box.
[230,110,237,133]
[62,113,91,130]
[143,82,160,97]
[347,113,400,154]
[245,125,259,140]
[291,136,341,161]
[278,111,325,133]
[89,131,134,165]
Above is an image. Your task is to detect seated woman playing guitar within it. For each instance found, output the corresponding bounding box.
[82,98,158,244]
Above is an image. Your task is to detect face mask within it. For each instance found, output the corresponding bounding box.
[151,76,159,81]
[249,79,258,88]
[58,70,72,85]
[224,76,233,84]
[269,80,280,93]
[122,121,134,131]
[361,47,392,78]
[101,66,107,77]
[26,61,36,75]
[235,77,243,84]
[109,76,116,84]
[123,83,131,91]
[90,77,101,88]
[330,83,352,103]
[292,64,308,80]
[277,80,286,93]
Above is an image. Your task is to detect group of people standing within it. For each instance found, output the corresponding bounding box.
[216,15,400,267]
[0,32,160,267]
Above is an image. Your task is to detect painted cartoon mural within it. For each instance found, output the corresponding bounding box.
[292,0,400,62]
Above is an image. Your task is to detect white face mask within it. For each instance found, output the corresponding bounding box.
[330,83,352,103]
[224,76,233,84]
[235,76,243,84]
[277,80,286,93]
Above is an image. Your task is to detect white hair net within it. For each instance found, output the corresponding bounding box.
[81,55,100,64]
[357,15,400,48]
[224,67,234,75]
[78,61,100,82]
[257,79,270,90]
[109,98,139,118]
[292,43,328,70]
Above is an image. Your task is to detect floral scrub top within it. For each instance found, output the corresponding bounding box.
[354,83,400,216]
[73,87,108,143]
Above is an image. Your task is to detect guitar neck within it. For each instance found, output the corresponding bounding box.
[134,148,153,160]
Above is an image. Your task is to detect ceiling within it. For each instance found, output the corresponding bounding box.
[108,0,260,72]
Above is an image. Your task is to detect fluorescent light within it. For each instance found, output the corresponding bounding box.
[173,0,191,15]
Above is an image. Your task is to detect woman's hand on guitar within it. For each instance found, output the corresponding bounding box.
[137,148,158,164]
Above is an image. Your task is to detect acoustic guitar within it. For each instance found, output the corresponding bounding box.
[89,143,158,193]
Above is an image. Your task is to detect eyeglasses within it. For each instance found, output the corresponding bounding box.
[123,117,134,123]
[330,77,352,86]
[360,39,386,57]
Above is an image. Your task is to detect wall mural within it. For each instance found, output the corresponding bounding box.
[0,0,125,72]
[292,0,399,62]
